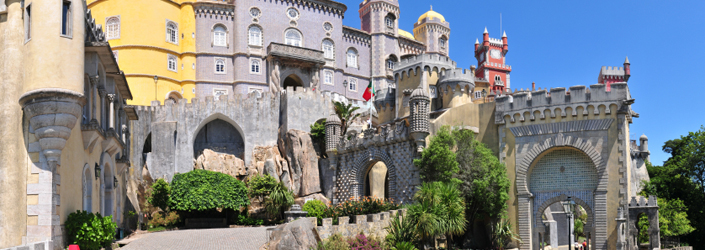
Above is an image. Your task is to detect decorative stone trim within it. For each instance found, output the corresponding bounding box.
[342,26,371,46]
[509,118,614,137]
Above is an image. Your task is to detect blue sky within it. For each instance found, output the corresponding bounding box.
[336,0,705,165]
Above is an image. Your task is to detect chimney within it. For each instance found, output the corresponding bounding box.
[532,82,536,91]
[502,31,508,52]
[482,27,489,47]
[623,56,631,82]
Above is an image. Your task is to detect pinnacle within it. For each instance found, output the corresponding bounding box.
[484,27,488,34]
[475,38,479,44]
[502,31,507,38]
[624,56,630,64]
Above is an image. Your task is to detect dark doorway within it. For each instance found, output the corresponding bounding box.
[283,74,303,91]
[193,119,244,159]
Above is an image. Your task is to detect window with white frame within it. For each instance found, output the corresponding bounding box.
[167,55,177,72]
[439,37,447,49]
[166,21,178,44]
[215,58,225,74]
[322,39,334,59]
[494,75,502,85]
[474,91,482,99]
[348,78,357,91]
[248,87,263,98]
[285,29,302,47]
[106,16,120,40]
[324,70,333,85]
[385,14,395,28]
[248,26,262,46]
[347,48,358,68]
[250,59,261,74]
[386,55,397,70]
[214,25,227,47]
[61,0,72,37]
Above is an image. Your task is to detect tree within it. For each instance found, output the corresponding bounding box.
[148,179,170,212]
[413,126,458,183]
[248,174,294,221]
[637,197,695,243]
[408,181,467,249]
[452,128,510,245]
[640,126,705,248]
[310,119,326,154]
[332,101,361,135]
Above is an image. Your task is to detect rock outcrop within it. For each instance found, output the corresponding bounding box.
[319,158,336,200]
[268,217,320,250]
[194,149,246,179]
[280,129,321,196]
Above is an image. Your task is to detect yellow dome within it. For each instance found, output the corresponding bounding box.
[418,8,445,23]
[398,29,415,40]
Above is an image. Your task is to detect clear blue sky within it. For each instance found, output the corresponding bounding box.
[337,0,705,165]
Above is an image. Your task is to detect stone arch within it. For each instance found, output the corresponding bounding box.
[283,74,304,90]
[192,113,246,160]
[165,90,182,102]
[350,148,397,200]
[534,194,594,232]
[82,163,93,212]
[516,133,606,196]
[100,151,115,218]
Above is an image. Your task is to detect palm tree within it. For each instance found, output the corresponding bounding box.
[332,101,361,135]
[409,182,467,249]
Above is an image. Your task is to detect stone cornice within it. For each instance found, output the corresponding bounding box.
[508,119,614,137]
[278,0,347,17]
[193,2,235,17]
[343,26,371,46]
[359,1,399,17]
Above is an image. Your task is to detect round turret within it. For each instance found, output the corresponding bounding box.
[325,114,342,153]
[409,87,430,152]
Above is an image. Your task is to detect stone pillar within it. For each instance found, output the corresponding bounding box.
[325,114,341,202]
[19,89,85,247]
[98,88,107,129]
[409,87,430,153]
[517,195,532,250]
[107,94,116,129]
[546,220,558,248]
[616,207,627,250]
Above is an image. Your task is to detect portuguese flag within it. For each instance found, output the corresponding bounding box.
[362,80,375,101]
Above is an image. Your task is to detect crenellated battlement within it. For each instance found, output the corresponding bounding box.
[317,209,407,240]
[394,54,457,80]
[439,68,474,84]
[397,53,456,69]
[495,83,631,124]
[336,120,411,153]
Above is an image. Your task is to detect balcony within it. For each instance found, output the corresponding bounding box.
[267,42,325,65]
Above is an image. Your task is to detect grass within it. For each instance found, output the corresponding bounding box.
[147,226,167,232]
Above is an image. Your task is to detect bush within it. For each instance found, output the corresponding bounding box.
[391,242,418,250]
[234,212,264,226]
[303,200,327,225]
[148,211,180,228]
[265,181,295,221]
[310,119,327,153]
[385,213,418,247]
[169,170,250,212]
[148,178,170,212]
[323,197,400,224]
[318,234,350,250]
[347,233,382,250]
[248,174,279,201]
[65,211,117,250]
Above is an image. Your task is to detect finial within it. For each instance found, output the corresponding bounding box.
[624,56,630,64]
[430,5,432,11]
[484,27,488,34]
[475,38,479,44]
[502,31,507,38]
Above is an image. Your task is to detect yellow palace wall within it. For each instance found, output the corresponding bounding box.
[88,0,197,106]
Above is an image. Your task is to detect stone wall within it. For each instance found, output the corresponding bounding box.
[0,241,52,250]
[316,209,406,240]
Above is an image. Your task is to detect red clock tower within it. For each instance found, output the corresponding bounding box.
[474,28,511,92]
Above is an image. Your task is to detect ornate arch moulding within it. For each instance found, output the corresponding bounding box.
[350,147,398,199]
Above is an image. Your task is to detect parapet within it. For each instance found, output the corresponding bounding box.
[317,209,406,240]
[336,120,411,153]
[374,87,396,111]
[629,195,657,208]
[495,82,631,124]
[395,54,457,78]
[438,68,475,93]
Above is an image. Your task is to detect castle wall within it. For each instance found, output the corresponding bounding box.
[280,87,332,134]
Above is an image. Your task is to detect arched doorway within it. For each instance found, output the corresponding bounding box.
[102,163,114,218]
[193,119,245,160]
[363,161,389,199]
[528,147,599,250]
[283,74,303,91]
[83,164,93,212]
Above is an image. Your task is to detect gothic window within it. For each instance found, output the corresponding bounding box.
[285,29,302,47]
[250,59,261,74]
[385,14,395,28]
[323,22,333,32]
[106,17,120,40]
[82,165,92,212]
[386,55,398,70]
[494,75,502,84]
[248,87,263,98]
[166,21,178,44]
[25,5,31,41]
[439,36,447,49]
[322,39,335,59]
[347,48,358,68]
[61,0,72,37]
[348,78,357,91]
[214,25,227,47]
[167,54,177,72]
[215,58,225,74]
[324,70,333,85]
[248,25,262,46]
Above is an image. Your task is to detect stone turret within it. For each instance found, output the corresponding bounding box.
[409,87,430,153]
[437,68,475,108]
[325,114,342,154]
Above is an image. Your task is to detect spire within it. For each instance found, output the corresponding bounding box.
[430,5,432,11]
[475,38,479,44]
[624,56,630,65]
[502,31,507,38]
[483,27,488,34]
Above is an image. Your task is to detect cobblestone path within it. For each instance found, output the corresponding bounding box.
[120,227,273,250]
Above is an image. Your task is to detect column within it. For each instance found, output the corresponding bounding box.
[107,94,116,129]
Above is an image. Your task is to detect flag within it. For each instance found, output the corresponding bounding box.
[362,80,374,101]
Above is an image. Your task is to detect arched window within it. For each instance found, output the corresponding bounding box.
[106,16,120,40]
[439,36,447,49]
[324,70,333,85]
[82,164,92,212]
[214,25,227,47]
[322,39,335,59]
[495,75,501,83]
[215,59,225,74]
[250,59,260,74]
[285,29,302,47]
[386,55,398,70]
[166,21,178,44]
[248,26,262,46]
[348,78,357,91]
[168,54,177,72]
[385,14,395,28]
[347,48,358,68]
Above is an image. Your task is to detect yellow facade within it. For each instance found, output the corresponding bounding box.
[88,0,197,105]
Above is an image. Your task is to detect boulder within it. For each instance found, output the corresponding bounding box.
[281,161,293,191]
[194,149,246,179]
[318,158,336,200]
[269,217,320,250]
[294,193,330,207]
[280,129,321,196]
[264,159,280,182]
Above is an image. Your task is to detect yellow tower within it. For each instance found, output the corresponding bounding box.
[88,0,197,105]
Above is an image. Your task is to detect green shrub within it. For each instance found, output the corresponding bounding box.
[264,181,295,221]
[148,178,170,212]
[302,200,327,225]
[169,170,250,212]
[234,213,264,226]
[385,213,418,247]
[317,234,349,250]
[248,174,279,201]
[148,211,180,228]
[65,211,117,250]
[310,119,326,153]
[323,197,400,224]
[391,242,418,250]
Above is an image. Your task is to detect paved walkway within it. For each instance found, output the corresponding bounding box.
[120,226,274,250]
